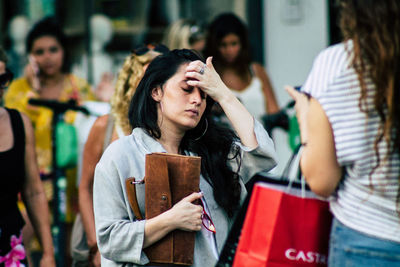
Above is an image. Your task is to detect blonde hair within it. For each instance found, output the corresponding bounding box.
[110,51,159,134]
[163,19,205,50]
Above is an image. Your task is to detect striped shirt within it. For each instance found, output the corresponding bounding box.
[302,41,400,243]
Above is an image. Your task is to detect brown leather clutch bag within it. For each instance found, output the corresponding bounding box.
[126,153,201,266]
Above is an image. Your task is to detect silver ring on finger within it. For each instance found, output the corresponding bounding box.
[199,64,206,75]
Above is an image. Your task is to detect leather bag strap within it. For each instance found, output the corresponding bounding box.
[125,177,144,220]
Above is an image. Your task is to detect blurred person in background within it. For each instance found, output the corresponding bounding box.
[0,47,55,267]
[5,15,95,182]
[162,19,206,53]
[204,13,279,124]
[73,44,167,267]
[4,16,96,265]
[287,0,400,265]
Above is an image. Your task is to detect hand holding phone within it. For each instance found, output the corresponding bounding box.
[25,55,40,91]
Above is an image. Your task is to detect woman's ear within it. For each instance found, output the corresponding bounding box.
[151,86,163,102]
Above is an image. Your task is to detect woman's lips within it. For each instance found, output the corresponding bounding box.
[186,109,199,116]
[43,64,55,69]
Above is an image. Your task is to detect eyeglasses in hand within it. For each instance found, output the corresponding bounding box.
[199,198,216,234]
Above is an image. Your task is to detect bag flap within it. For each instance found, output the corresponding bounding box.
[145,154,172,218]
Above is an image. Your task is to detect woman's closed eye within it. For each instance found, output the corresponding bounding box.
[182,87,206,99]
[182,87,192,93]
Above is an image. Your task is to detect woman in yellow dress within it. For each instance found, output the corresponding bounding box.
[5,16,95,178]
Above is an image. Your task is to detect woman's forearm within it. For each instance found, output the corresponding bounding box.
[185,57,258,149]
[23,190,54,255]
[143,212,175,248]
[286,88,342,197]
[79,115,108,247]
[21,113,54,256]
[79,182,97,247]
[143,192,203,248]
[218,90,258,149]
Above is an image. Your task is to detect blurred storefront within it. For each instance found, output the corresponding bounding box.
[0,0,265,84]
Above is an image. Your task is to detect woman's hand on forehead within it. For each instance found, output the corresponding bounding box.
[185,57,230,102]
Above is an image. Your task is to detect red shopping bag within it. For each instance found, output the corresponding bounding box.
[233,182,332,267]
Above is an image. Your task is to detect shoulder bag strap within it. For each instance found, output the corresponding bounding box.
[104,115,143,219]
[125,177,144,220]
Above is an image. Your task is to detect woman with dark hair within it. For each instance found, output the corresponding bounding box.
[204,13,279,122]
[25,16,70,73]
[93,49,277,266]
[287,0,400,265]
[74,44,167,267]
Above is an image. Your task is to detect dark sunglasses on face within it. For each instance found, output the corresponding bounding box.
[132,43,170,56]
[0,69,14,89]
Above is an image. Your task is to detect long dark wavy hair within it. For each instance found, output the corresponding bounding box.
[204,13,252,83]
[128,49,242,216]
[339,0,400,203]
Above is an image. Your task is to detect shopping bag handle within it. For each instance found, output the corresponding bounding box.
[281,144,307,197]
[281,144,302,180]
